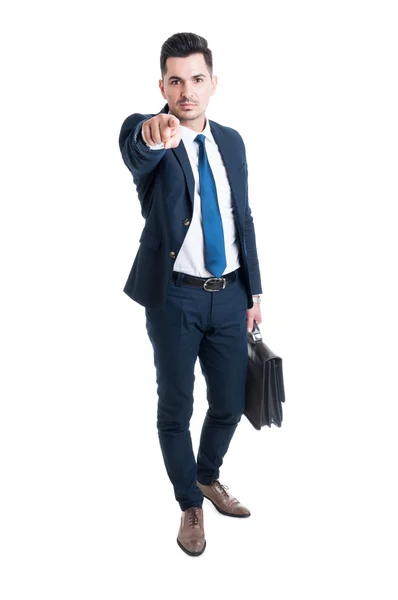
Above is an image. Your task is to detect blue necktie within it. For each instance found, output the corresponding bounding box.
[195,134,227,278]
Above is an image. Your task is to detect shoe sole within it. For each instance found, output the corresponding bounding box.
[202,494,251,518]
[176,537,207,556]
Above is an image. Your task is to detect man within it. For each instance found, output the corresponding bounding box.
[119,32,263,557]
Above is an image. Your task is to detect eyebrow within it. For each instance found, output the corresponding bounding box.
[167,73,207,82]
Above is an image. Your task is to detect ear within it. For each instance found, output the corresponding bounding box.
[159,79,166,99]
[211,75,218,96]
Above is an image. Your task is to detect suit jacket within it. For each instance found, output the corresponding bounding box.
[118,102,262,309]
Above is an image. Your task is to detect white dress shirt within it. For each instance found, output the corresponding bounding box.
[141,117,241,278]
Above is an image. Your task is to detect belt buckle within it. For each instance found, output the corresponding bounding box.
[203,277,227,292]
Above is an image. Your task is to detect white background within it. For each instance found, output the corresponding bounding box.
[1,1,397,598]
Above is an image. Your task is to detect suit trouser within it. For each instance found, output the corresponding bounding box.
[145,267,249,511]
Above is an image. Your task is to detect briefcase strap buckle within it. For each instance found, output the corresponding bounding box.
[249,320,263,342]
[250,330,263,343]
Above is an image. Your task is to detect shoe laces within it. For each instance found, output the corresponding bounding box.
[187,507,200,526]
[212,480,230,498]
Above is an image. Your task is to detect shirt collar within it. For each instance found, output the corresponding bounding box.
[178,115,214,145]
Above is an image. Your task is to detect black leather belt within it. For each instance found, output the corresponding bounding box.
[171,269,239,291]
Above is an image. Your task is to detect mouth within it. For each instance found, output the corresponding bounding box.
[180,103,196,107]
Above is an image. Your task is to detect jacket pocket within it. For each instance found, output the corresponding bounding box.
[139,227,162,250]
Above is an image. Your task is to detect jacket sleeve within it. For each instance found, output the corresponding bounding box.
[119,113,167,180]
[244,194,263,296]
[242,146,263,296]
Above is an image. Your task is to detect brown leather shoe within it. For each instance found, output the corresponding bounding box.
[177,507,206,556]
[196,479,251,518]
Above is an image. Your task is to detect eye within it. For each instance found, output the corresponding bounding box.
[196,78,203,83]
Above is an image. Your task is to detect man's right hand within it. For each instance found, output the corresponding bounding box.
[142,114,181,149]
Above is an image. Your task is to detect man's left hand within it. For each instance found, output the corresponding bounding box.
[246,303,262,332]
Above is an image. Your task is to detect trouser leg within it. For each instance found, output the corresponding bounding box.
[196,271,249,485]
[145,282,205,510]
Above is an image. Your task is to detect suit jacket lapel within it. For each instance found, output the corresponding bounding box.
[158,103,195,209]
[209,121,244,214]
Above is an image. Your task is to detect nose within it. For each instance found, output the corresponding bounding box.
[181,82,194,100]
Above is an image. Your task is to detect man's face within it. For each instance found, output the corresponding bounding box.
[159,53,217,124]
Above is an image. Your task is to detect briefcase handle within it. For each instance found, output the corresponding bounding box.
[249,319,263,343]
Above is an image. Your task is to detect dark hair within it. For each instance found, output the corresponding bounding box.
[160,32,213,79]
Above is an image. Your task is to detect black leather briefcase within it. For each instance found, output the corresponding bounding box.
[245,320,286,430]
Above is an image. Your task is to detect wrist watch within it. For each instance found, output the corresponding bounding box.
[252,295,261,304]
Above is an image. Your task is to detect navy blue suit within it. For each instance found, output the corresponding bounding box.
[119,102,262,309]
[119,103,263,510]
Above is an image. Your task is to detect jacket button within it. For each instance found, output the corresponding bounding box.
[183,219,190,226]
[169,251,176,258]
